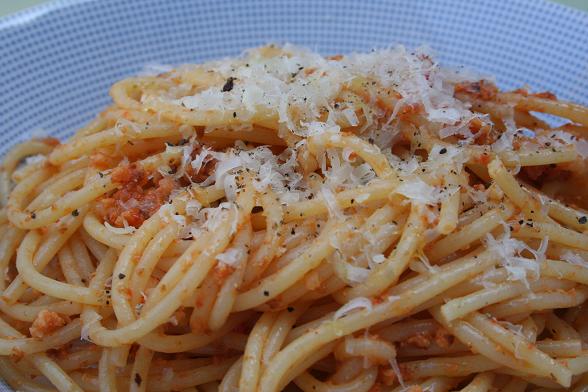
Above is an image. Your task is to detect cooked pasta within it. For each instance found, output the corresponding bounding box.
[1,44,588,391]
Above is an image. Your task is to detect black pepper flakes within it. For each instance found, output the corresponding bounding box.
[579,216,587,225]
[135,373,142,386]
[439,148,447,154]
[263,290,270,297]
[71,209,79,217]
[287,306,294,312]
[30,212,36,219]
[222,77,236,92]
[118,273,126,280]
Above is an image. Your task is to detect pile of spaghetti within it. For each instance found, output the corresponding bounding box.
[1,44,588,392]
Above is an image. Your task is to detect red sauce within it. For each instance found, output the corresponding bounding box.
[90,152,117,170]
[380,364,411,384]
[405,332,432,348]
[398,103,423,121]
[455,80,498,101]
[96,163,178,228]
[214,264,235,285]
[30,310,67,339]
[39,137,60,147]
[521,165,571,184]
[531,91,557,100]
[434,327,453,349]
[475,152,491,166]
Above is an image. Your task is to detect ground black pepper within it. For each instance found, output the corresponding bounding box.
[222,77,236,92]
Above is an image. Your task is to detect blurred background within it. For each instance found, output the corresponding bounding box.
[0,0,587,17]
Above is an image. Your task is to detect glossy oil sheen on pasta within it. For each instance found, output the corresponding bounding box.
[1,44,588,392]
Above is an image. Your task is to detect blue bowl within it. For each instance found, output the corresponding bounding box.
[0,0,587,390]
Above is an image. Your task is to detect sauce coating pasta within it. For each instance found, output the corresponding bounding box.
[1,44,588,392]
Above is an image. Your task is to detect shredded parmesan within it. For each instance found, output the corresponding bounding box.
[395,177,456,205]
[561,251,588,268]
[24,154,46,165]
[577,140,588,159]
[157,44,477,143]
[321,186,343,219]
[81,313,102,341]
[388,356,406,388]
[216,247,244,267]
[334,297,373,320]
[372,254,386,264]
[104,221,136,235]
[139,63,174,76]
[332,253,371,284]
[161,368,175,385]
[185,199,202,217]
[484,228,545,286]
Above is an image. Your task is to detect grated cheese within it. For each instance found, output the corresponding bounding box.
[104,221,136,235]
[320,186,343,219]
[484,228,546,287]
[216,247,245,267]
[334,297,373,320]
[561,251,588,268]
[345,264,371,284]
[190,147,212,174]
[185,199,202,218]
[159,44,476,142]
[388,356,406,388]
[395,176,457,205]
[24,154,46,165]
[139,63,174,76]
[372,254,386,264]
[81,313,102,341]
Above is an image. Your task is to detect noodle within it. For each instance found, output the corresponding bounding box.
[1,44,588,391]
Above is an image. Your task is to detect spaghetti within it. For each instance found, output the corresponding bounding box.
[1,44,588,391]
